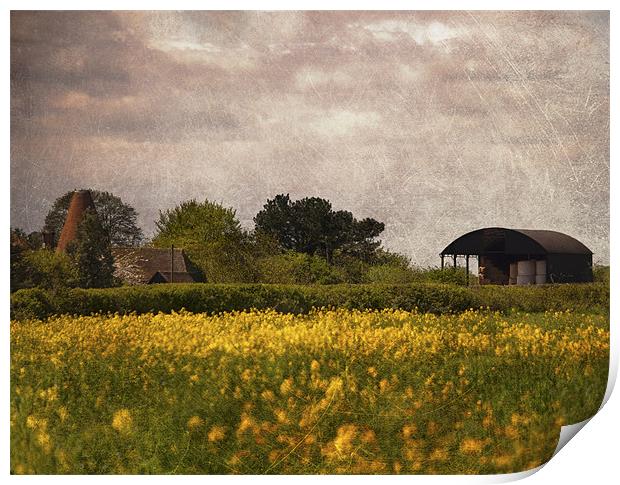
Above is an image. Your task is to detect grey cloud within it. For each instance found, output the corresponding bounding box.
[10,11,609,266]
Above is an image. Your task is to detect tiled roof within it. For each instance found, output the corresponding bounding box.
[111,247,195,285]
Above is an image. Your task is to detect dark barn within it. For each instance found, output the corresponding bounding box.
[441,227,593,285]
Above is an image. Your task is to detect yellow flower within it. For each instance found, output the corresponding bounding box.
[36,431,52,454]
[460,438,485,454]
[187,415,203,430]
[26,415,47,430]
[429,448,449,461]
[402,424,417,439]
[280,377,294,396]
[112,409,133,434]
[367,366,378,378]
[208,425,226,442]
[493,455,513,467]
[505,425,519,439]
[332,424,357,456]
[379,378,390,393]
[361,429,376,444]
[274,409,290,424]
[310,360,320,372]
[57,406,69,423]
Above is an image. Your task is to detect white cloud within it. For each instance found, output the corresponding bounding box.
[361,20,463,45]
[154,39,221,53]
[309,109,381,137]
[295,68,353,91]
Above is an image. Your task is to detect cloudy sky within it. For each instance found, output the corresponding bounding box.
[10,11,609,265]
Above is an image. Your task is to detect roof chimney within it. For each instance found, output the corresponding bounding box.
[56,190,96,253]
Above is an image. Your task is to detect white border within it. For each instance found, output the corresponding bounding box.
[3,2,615,483]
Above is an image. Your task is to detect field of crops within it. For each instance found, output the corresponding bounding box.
[11,309,609,474]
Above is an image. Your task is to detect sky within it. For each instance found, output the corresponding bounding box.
[10,11,609,266]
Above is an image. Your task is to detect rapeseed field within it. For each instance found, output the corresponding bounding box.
[10,309,609,474]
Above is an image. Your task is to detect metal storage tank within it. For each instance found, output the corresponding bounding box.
[535,260,547,284]
[509,263,517,285]
[516,260,536,285]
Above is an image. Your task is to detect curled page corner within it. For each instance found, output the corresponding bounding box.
[552,418,592,457]
[480,464,544,483]
[483,415,598,482]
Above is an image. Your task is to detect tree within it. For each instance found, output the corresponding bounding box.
[22,249,78,290]
[44,189,143,247]
[66,209,116,288]
[152,199,257,283]
[10,228,30,291]
[254,194,385,264]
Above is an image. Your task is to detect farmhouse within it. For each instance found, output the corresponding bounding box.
[441,227,593,285]
[111,247,197,285]
[54,190,197,285]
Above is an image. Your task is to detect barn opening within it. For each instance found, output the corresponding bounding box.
[440,227,593,285]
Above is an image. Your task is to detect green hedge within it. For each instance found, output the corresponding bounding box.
[10,282,609,321]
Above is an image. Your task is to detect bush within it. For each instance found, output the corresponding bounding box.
[364,264,417,284]
[257,252,346,284]
[410,267,474,285]
[10,282,608,321]
[473,283,609,314]
[21,250,78,290]
[593,265,609,284]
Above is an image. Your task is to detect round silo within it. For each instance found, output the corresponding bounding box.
[535,260,547,284]
[516,260,536,285]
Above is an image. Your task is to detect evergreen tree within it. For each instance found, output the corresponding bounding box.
[67,209,116,288]
[10,228,30,291]
[254,194,385,264]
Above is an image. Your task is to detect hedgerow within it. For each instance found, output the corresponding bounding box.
[10,282,608,321]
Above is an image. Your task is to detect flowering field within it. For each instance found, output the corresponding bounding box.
[11,309,608,474]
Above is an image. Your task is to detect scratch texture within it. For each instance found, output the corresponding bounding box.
[10,11,609,265]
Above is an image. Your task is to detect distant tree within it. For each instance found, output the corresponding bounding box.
[152,199,257,282]
[10,228,30,291]
[44,190,143,247]
[23,231,43,250]
[66,210,116,288]
[254,194,385,264]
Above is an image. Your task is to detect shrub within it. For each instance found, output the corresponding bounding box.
[21,250,78,290]
[257,252,346,284]
[411,267,473,285]
[10,282,608,321]
[364,264,417,284]
[593,265,609,284]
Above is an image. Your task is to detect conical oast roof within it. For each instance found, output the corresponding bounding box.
[56,190,96,253]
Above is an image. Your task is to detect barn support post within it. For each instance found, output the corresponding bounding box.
[441,254,444,270]
[465,255,469,286]
[453,254,457,268]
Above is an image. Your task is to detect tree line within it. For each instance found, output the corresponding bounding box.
[11,189,467,291]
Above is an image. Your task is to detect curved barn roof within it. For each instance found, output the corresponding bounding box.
[441,227,592,256]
